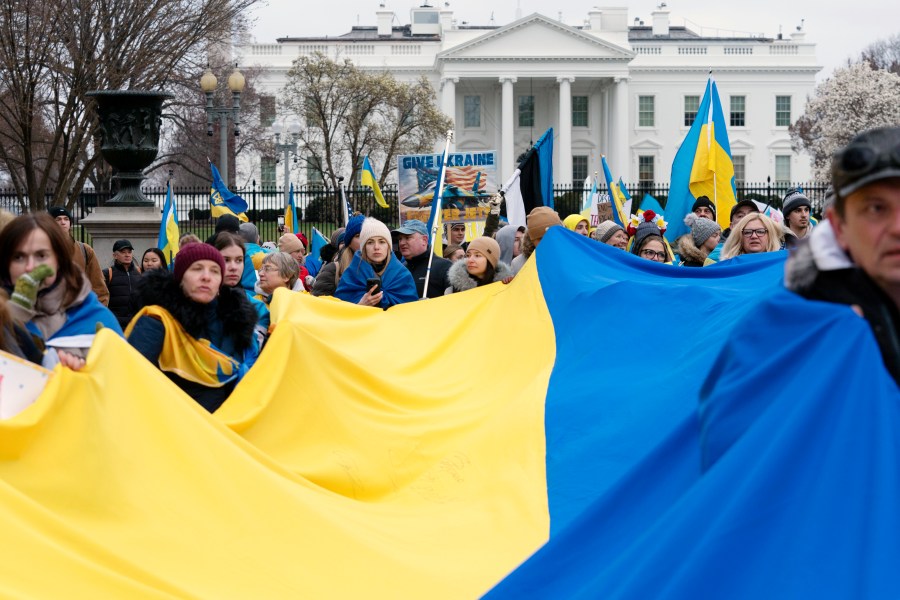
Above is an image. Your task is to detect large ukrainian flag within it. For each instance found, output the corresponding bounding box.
[0,229,896,598]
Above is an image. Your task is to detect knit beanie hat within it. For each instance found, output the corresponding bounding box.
[214,214,241,234]
[563,214,589,232]
[527,207,562,244]
[295,232,308,249]
[631,222,661,254]
[782,188,811,216]
[174,242,226,284]
[593,220,624,243]
[467,236,501,269]
[684,213,721,246]
[691,196,716,220]
[330,227,346,247]
[48,206,73,221]
[358,218,392,250]
[342,214,365,246]
[278,233,304,254]
[238,222,259,244]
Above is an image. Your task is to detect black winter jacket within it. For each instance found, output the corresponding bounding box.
[105,262,142,329]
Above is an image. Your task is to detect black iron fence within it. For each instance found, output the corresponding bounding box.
[0,179,829,246]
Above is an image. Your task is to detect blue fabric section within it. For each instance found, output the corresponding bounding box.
[334,252,418,309]
[240,258,257,292]
[28,291,124,342]
[533,227,786,534]
[487,227,900,598]
[244,290,270,332]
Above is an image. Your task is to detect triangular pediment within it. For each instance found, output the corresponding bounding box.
[438,14,634,62]
[632,138,664,150]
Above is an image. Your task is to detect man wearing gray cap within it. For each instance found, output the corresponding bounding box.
[785,126,900,385]
[394,219,451,299]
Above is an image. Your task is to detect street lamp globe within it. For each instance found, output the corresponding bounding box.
[227,67,246,93]
[200,67,218,93]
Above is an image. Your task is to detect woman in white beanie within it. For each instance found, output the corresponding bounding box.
[335,218,418,308]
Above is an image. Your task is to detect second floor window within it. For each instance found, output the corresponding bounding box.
[684,95,700,127]
[518,95,535,127]
[464,95,481,128]
[572,96,588,127]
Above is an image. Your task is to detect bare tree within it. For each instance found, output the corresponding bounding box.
[0,0,260,212]
[861,33,900,76]
[281,53,451,191]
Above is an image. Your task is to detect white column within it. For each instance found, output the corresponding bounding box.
[500,76,517,180]
[612,77,630,181]
[441,77,458,124]
[557,76,574,185]
[601,85,610,156]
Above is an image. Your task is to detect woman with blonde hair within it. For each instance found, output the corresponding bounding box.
[720,212,782,260]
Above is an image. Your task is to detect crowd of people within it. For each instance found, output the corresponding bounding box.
[1,127,897,411]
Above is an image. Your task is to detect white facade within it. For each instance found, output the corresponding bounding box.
[237,6,820,186]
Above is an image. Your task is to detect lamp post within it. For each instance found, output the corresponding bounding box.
[200,64,245,186]
[273,120,302,208]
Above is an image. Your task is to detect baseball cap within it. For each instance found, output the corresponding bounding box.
[729,199,760,221]
[113,239,134,251]
[393,219,428,236]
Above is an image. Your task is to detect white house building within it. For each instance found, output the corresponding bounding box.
[237,4,820,188]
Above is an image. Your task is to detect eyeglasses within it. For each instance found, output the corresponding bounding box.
[258,265,280,273]
[640,249,668,261]
[741,228,768,238]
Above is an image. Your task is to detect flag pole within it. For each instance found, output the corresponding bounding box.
[708,71,717,215]
[423,129,454,299]
[339,176,349,226]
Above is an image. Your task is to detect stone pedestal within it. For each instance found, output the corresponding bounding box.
[80,205,161,265]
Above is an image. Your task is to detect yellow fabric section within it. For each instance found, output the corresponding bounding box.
[689,122,737,230]
[0,259,554,598]
[124,305,239,387]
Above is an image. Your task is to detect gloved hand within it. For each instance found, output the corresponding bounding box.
[10,264,55,311]
[488,193,503,216]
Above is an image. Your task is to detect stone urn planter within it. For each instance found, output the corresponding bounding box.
[86,90,173,206]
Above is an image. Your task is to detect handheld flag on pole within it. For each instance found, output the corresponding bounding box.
[360,156,389,209]
[284,183,299,234]
[582,173,597,214]
[423,130,454,298]
[501,127,555,228]
[601,155,628,227]
[339,179,351,226]
[618,177,633,218]
[209,162,249,222]
[158,182,180,264]
[665,74,736,242]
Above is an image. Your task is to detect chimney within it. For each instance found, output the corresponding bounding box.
[588,9,602,31]
[377,9,393,37]
[440,6,453,32]
[651,7,669,36]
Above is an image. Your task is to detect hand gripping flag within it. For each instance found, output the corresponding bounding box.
[360,156,389,209]
[209,163,248,222]
[157,182,180,264]
[666,75,736,242]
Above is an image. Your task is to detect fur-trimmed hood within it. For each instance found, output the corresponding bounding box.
[676,233,708,266]
[446,258,512,293]
[134,269,257,352]
[784,220,853,294]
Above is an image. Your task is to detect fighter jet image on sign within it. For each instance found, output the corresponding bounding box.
[401,167,490,210]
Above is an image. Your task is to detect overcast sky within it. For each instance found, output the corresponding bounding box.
[248,1,896,80]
